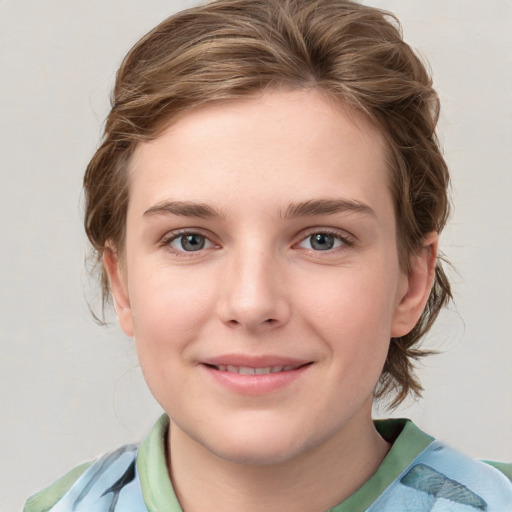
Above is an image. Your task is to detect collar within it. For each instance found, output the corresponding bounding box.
[136,414,434,512]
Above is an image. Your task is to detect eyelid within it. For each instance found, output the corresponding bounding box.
[157,226,356,257]
[294,227,356,251]
[160,228,219,256]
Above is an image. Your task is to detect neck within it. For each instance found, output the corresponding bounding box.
[166,402,390,512]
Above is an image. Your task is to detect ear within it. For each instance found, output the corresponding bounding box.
[391,232,439,338]
[103,245,134,337]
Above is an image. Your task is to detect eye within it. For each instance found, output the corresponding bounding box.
[166,233,213,252]
[297,232,349,251]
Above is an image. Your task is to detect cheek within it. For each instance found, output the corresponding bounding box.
[128,263,216,358]
[128,268,217,412]
[294,263,398,385]
[299,266,398,336]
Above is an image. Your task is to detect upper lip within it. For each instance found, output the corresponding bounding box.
[201,354,312,368]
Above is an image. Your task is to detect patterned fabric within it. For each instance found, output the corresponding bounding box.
[43,445,148,512]
[366,442,512,511]
[25,416,512,512]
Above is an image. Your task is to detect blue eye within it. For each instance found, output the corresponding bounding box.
[169,233,209,252]
[298,232,346,251]
[310,233,335,250]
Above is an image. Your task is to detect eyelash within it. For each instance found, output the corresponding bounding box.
[160,228,355,257]
[296,229,355,253]
[160,230,216,257]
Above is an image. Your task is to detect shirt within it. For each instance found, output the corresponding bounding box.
[24,415,512,512]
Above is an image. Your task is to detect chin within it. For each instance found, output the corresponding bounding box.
[190,416,325,467]
[209,435,309,466]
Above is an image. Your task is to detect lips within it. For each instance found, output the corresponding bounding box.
[210,364,303,375]
[200,355,312,394]
[202,355,310,371]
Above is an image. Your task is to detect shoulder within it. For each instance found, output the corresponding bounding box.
[408,441,512,509]
[482,459,512,482]
[24,461,94,512]
[23,444,148,512]
[371,426,512,512]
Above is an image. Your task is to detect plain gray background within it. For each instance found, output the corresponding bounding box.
[1,1,511,510]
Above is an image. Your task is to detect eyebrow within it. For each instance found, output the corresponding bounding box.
[143,201,226,220]
[143,198,375,221]
[280,198,376,219]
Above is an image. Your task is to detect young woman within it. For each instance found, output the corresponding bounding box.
[25,1,512,510]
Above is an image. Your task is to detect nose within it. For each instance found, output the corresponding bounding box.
[216,247,291,332]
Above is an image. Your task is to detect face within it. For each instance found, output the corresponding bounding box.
[106,89,433,465]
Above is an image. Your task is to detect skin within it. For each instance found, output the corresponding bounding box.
[105,89,438,512]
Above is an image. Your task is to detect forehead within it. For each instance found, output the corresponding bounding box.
[128,89,390,218]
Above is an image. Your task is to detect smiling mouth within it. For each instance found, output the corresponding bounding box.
[206,363,310,375]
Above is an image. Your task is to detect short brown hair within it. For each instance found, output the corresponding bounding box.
[84,0,451,407]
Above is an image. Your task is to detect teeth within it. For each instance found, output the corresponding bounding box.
[214,364,299,374]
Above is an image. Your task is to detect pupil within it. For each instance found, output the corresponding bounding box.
[182,234,205,251]
[311,233,334,251]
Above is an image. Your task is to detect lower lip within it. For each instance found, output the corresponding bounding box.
[202,364,311,395]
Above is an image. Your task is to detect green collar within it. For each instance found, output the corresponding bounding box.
[137,414,183,512]
[137,415,434,512]
[329,419,433,511]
